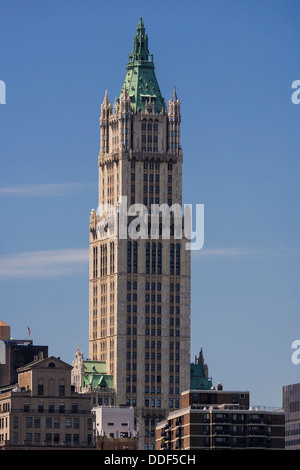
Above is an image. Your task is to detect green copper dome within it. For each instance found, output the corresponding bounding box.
[119,17,165,114]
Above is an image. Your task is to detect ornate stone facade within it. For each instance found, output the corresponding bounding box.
[89,18,191,449]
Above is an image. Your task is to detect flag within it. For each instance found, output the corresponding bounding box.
[28,326,31,337]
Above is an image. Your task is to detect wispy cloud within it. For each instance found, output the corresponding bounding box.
[0,248,89,279]
[0,182,95,196]
[193,247,259,257]
[0,246,295,280]
[191,247,292,259]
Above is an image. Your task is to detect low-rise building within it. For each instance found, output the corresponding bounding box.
[282,382,300,449]
[92,406,137,450]
[71,345,116,408]
[156,387,285,450]
[0,356,94,449]
[0,321,48,388]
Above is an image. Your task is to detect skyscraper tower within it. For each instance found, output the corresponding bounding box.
[89,18,191,449]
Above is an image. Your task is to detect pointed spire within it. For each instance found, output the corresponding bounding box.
[102,89,110,106]
[171,86,178,102]
[120,18,165,114]
[137,16,145,31]
[121,84,129,100]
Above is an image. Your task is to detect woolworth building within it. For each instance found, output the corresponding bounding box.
[89,18,191,449]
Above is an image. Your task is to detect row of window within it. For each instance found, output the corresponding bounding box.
[127,294,180,304]
[141,122,159,131]
[127,328,180,337]
[129,243,180,275]
[144,398,180,409]
[143,185,160,193]
[0,417,7,429]
[127,281,180,291]
[130,295,181,306]
[126,374,180,385]
[0,403,9,413]
[22,416,88,429]
[127,306,181,320]
[23,403,79,413]
[128,196,174,206]
[130,158,174,171]
[142,134,158,143]
[126,340,180,350]
[93,243,115,278]
[14,432,93,446]
[127,241,138,274]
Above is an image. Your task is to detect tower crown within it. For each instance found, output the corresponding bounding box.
[119,17,165,114]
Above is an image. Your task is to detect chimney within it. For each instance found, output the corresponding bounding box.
[217,382,223,391]
[0,321,10,341]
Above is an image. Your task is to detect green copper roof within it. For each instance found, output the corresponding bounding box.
[84,360,107,375]
[119,17,165,114]
[83,360,114,389]
[83,373,114,389]
[190,349,213,391]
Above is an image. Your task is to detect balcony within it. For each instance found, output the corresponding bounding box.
[249,427,266,436]
[213,414,229,424]
[213,426,230,435]
[212,437,230,448]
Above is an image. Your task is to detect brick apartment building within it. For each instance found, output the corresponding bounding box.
[156,386,285,450]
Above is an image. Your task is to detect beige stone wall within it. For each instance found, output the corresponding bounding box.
[0,358,94,449]
[89,91,190,449]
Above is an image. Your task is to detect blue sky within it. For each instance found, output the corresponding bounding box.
[0,0,299,408]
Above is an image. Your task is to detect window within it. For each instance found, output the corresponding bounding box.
[26,417,32,428]
[54,418,60,429]
[176,244,181,275]
[34,417,40,428]
[59,403,65,414]
[170,244,174,275]
[146,242,150,274]
[127,241,132,273]
[65,418,72,429]
[38,384,44,396]
[73,418,79,429]
[38,402,44,413]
